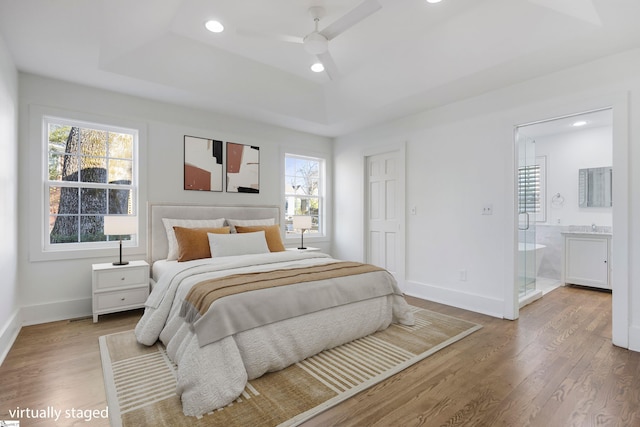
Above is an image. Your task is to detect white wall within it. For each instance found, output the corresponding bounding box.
[335,109,511,317]
[17,73,332,325]
[333,48,640,349]
[0,35,20,364]
[536,125,613,227]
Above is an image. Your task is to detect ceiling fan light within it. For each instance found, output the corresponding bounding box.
[205,20,224,33]
[311,62,325,73]
[303,32,328,55]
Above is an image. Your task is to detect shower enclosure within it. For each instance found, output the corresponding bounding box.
[517,131,538,298]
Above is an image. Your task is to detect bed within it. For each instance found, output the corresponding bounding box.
[135,203,415,416]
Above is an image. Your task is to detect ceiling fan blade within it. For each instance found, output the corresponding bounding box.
[236,28,304,44]
[319,0,382,41]
[317,51,340,80]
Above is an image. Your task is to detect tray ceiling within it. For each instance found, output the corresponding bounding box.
[1,0,639,136]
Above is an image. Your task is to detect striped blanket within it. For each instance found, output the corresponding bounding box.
[179,261,400,347]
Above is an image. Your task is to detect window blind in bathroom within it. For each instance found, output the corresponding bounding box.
[518,164,540,214]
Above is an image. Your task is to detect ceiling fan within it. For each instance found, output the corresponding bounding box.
[238,0,382,79]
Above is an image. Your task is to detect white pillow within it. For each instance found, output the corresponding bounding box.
[208,231,270,257]
[162,218,225,260]
[226,218,276,232]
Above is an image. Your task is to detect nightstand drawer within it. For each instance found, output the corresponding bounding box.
[95,287,148,311]
[95,267,147,290]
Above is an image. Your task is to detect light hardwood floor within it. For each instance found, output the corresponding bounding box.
[2,286,639,426]
[0,310,140,427]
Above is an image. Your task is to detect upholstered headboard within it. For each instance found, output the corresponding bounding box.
[148,203,280,263]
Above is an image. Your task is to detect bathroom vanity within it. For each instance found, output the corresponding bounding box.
[562,231,612,290]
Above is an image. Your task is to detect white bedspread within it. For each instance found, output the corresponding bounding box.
[135,251,414,416]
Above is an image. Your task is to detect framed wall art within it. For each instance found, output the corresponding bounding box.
[226,142,259,193]
[183,135,223,192]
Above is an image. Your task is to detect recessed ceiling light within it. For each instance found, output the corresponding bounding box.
[311,63,325,73]
[572,120,587,127]
[426,0,442,3]
[205,20,224,33]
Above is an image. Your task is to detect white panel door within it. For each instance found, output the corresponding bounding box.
[366,150,405,289]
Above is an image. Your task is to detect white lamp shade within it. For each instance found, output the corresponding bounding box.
[104,216,137,236]
[292,215,312,230]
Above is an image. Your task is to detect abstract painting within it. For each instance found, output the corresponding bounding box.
[184,136,223,192]
[226,142,259,193]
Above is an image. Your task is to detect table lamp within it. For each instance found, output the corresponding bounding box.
[104,216,137,265]
[292,215,312,250]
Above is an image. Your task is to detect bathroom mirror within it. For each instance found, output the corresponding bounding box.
[578,166,612,208]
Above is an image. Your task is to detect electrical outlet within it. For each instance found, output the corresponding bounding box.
[459,269,467,281]
[410,206,417,215]
[482,204,493,215]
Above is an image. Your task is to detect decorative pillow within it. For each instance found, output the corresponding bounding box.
[173,226,230,262]
[226,218,275,232]
[162,218,225,260]
[235,225,285,252]
[208,231,270,258]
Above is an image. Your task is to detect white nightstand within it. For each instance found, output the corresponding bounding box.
[286,247,321,252]
[92,260,150,322]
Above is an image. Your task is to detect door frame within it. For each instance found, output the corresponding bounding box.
[506,95,629,349]
[363,142,407,290]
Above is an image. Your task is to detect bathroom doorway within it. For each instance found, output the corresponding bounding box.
[515,108,613,308]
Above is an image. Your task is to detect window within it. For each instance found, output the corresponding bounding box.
[284,154,325,237]
[518,155,546,222]
[45,116,138,251]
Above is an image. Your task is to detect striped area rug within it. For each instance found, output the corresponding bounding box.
[99,306,481,427]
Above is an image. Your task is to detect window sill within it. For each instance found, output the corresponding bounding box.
[29,245,146,263]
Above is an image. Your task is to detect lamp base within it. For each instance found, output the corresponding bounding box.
[113,239,129,265]
[298,230,308,251]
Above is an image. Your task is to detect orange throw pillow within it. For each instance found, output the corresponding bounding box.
[235,224,285,252]
[173,226,230,262]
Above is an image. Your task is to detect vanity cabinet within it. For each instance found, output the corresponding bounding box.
[562,233,611,290]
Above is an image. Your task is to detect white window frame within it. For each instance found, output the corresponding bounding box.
[283,151,328,242]
[28,106,147,261]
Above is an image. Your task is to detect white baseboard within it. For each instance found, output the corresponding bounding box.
[405,280,504,319]
[0,310,22,366]
[21,297,92,326]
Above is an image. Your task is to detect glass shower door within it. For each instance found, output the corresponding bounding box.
[517,131,537,297]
